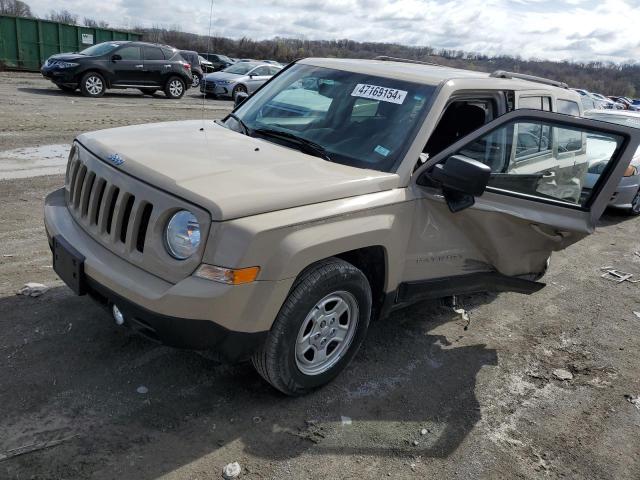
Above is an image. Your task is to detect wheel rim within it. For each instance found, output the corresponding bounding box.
[234,85,246,98]
[169,80,183,97]
[192,75,200,87]
[86,76,103,95]
[295,291,359,376]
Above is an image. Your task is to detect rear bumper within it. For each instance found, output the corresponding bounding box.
[44,188,291,361]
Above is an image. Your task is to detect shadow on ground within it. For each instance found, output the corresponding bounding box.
[0,286,498,479]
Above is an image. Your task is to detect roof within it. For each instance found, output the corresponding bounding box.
[300,58,573,95]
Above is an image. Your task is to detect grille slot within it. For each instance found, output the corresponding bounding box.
[120,195,136,243]
[136,203,153,253]
[105,187,120,235]
[90,178,107,225]
[80,172,96,217]
[72,164,87,209]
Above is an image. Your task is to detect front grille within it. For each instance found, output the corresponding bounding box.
[67,157,153,255]
[65,144,211,284]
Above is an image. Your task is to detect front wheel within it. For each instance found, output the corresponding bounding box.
[252,258,372,396]
[80,72,105,97]
[165,76,186,99]
[232,84,247,100]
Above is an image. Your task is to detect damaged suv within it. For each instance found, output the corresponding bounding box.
[45,57,640,395]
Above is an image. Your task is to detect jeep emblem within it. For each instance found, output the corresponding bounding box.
[107,153,124,166]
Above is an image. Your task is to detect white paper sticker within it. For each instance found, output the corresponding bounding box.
[351,84,407,104]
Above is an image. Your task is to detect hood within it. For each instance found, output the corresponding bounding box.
[204,71,243,82]
[77,121,399,220]
[48,53,86,62]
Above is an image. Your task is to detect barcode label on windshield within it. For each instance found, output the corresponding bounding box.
[351,84,407,104]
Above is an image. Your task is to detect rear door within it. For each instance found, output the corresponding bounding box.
[142,45,167,87]
[403,110,639,296]
[110,45,144,86]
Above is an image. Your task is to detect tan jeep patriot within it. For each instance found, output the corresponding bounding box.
[44,57,640,395]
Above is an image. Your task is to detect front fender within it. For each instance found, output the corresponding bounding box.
[203,189,414,291]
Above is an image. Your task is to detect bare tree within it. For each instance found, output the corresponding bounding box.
[83,17,109,28]
[0,0,33,17]
[47,9,78,25]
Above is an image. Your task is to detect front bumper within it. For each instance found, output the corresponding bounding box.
[41,66,79,86]
[608,175,640,209]
[200,81,232,96]
[44,188,291,361]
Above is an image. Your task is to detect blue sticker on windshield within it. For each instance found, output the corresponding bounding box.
[374,145,390,157]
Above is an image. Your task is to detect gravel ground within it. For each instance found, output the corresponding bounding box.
[1,72,640,480]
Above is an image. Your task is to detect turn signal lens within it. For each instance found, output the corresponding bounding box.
[194,264,260,284]
[624,165,638,177]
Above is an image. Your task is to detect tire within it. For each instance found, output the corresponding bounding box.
[191,73,202,88]
[232,84,247,100]
[628,188,640,216]
[252,258,372,396]
[165,76,186,99]
[80,72,105,97]
[57,85,75,93]
[139,88,158,96]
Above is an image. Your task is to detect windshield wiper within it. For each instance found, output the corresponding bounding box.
[227,113,252,136]
[253,128,332,161]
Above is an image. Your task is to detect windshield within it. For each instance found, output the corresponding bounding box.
[224,63,258,75]
[80,42,120,56]
[229,64,435,172]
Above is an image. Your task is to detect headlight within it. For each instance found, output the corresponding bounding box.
[165,210,201,259]
[216,80,231,85]
[58,62,79,68]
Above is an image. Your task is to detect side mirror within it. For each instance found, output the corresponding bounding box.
[422,155,491,212]
[111,54,122,62]
[234,91,249,107]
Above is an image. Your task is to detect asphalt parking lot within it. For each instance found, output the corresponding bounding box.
[1,71,640,479]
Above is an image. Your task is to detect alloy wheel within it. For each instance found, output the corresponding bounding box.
[295,291,359,376]
[85,76,103,95]
[169,79,184,97]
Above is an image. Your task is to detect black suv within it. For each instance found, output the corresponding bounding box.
[41,41,193,99]
[198,53,234,72]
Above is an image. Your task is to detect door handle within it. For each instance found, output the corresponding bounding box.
[530,224,568,243]
[163,65,171,68]
[134,64,143,68]
[541,170,556,179]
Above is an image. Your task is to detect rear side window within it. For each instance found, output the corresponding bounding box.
[557,100,580,116]
[144,47,164,61]
[162,47,177,59]
[268,66,281,75]
[117,46,141,60]
[518,96,552,111]
[253,66,270,76]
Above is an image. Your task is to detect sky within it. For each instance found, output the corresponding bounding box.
[25,0,640,63]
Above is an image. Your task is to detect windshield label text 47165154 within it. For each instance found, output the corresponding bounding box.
[351,84,408,104]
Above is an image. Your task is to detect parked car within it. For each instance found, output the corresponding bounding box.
[198,53,234,72]
[41,41,192,99]
[591,92,623,109]
[45,58,640,395]
[608,96,640,111]
[200,62,282,99]
[583,109,640,214]
[571,88,606,110]
[198,55,215,73]
[179,50,204,88]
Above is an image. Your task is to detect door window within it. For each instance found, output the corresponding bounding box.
[252,66,270,76]
[268,66,281,75]
[449,118,624,206]
[143,47,164,61]
[116,46,141,60]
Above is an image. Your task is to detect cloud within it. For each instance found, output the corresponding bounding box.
[25,0,640,63]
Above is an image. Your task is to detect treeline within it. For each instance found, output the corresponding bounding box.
[140,28,640,97]
[2,0,639,96]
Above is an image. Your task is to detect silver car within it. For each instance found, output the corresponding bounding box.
[584,110,640,214]
[200,62,282,99]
